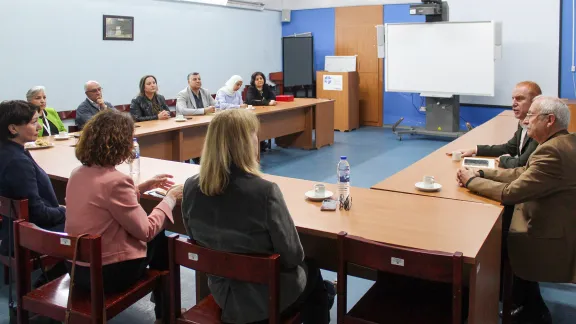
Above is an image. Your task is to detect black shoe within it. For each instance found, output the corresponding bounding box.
[33,261,68,289]
[500,304,552,324]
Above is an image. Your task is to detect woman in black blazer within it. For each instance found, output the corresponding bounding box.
[182,109,334,324]
[245,72,277,106]
[0,100,66,255]
[130,75,171,122]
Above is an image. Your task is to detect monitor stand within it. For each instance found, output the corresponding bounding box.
[391,95,472,141]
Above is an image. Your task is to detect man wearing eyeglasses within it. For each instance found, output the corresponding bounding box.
[457,96,575,324]
[448,81,542,169]
[75,81,115,129]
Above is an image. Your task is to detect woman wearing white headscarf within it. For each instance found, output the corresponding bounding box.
[215,75,247,110]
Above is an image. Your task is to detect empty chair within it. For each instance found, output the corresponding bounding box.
[14,220,169,324]
[167,234,301,324]
[337,231,465,324]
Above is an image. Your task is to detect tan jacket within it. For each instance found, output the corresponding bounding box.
[468,130,576,283]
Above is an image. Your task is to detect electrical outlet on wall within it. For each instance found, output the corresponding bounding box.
[419,106,426,112]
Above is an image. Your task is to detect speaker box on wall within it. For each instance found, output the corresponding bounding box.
[282,9,291,22]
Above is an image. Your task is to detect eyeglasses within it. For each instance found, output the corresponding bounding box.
[524,112,550,120]
[86,88,103,94]
[339,195,352,211]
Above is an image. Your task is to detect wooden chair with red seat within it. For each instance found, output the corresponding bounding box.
[337,231,465,324]
[14,220,169,324]
[167,234,301,324]
[0,197,28,285]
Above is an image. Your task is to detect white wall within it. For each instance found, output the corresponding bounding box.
[0,0,282,110]
[275,0,412,10]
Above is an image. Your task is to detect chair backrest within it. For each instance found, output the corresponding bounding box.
[15,221,100,263]
[168,234,281,323]
[0,197,28,221]
[14,220,105,321]
[337,232,463,324]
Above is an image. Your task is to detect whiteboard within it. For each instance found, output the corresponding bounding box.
[448,0,560,106]
[385,21,496,97]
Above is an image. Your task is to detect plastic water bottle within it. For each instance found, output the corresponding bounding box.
[337,156,350,203]
[129,138,140,175]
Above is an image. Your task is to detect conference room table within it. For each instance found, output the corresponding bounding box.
[111,98,335,162]
[371,110,519,205]
[31,144,503,324]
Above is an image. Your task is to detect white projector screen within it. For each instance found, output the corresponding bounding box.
[385,21,496,98]
[448,0,560,106]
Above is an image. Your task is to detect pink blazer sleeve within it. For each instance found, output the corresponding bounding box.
[107,175,174,242]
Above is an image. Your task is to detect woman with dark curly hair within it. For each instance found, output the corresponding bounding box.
[130,75,171,122]
[64,109,183,322]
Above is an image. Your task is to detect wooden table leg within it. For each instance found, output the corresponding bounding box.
[274,106,313,149]
[172,130,184,162]
[314,101,335,149]
[467,214,502,324]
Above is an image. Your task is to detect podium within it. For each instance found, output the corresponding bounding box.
[316,71,359,131]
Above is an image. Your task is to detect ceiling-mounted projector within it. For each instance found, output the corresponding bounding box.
[409,0,443,16]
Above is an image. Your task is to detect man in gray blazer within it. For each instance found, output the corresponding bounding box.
[176,72,216,116]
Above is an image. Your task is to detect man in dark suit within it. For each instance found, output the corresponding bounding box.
[449,81,542,169]
[75,80,115,130]
[457,96,575,324]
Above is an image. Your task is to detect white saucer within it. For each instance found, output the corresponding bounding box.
[175,118,187,122]
[415,182,442,192]
[54,135,72,140]
[304,190,334,201]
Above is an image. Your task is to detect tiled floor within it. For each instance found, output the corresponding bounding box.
[1,127,574,323]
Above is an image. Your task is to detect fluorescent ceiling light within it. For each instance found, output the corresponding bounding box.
[180,0,227,5]
[164,0,265,11]
[228,0,265,11]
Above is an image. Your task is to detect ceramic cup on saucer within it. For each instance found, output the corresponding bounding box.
[422,175,435,189]
[452,151,463,162]
[314,184,326,197]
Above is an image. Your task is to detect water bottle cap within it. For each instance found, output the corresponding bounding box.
[340,156,347,160]
[133,138,137,141]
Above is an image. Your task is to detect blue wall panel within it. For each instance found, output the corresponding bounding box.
[560,0,575,99]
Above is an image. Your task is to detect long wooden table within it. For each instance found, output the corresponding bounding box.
[31,145,502,324]
[115,99,335,161]
[371,113,520,205]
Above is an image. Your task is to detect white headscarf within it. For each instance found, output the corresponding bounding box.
[219,75,243,96]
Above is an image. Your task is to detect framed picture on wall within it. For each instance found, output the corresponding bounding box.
[103,15,134,41]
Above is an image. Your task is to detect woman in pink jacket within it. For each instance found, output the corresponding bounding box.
[64,109,183,322]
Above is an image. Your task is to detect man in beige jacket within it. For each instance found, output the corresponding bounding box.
[457,96,576,324]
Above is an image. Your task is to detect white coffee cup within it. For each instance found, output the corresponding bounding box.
[452,151,463,162]
[314,184,326,197]
[247,105,254,110]
[176,114,184,120]
[58,131,68,138]
[422,176,435,189]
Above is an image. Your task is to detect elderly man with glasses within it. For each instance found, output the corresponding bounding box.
[75,80,116,129]
[457,96,576,324]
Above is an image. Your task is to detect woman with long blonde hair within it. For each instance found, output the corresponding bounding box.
[182,109,333,324]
